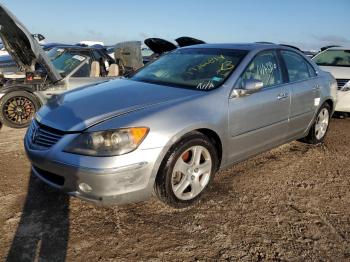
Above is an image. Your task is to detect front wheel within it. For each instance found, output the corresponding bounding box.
[154,132,219,208]
[0,91,40,129]
[299,103,331,144]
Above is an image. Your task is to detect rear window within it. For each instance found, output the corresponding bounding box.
[313,50,350,67]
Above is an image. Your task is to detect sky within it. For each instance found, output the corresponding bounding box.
[1,0,349,50]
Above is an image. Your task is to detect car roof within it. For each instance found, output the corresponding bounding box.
[324,46,350,51]
[51,45,103,51]
[180,43,294,51]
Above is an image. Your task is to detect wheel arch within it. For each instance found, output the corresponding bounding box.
[196,128,223,170]
[152,126,224,182]
[323,98,334,114]
[0,87,42,106]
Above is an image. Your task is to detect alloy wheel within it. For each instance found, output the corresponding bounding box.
[171,146,212,200]
[315,108,329,140]
[3,96,35,126]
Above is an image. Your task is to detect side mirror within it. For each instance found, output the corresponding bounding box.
[232,79,263,97]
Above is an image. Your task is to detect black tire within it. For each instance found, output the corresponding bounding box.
[299,103,331,144]
[0,91,40,129]
[154,131,219,208]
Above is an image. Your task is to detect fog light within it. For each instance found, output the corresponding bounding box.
[79,183,92,193]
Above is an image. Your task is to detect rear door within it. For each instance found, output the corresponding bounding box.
[228,50,290,162]
[280,50,320,138]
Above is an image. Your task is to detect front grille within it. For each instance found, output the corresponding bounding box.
[33,166,65,186]
[336,79,350,90]
[28,120,65,149]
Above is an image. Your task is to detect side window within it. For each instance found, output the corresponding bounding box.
[307,63,317,77]
[72,63,90,77]
[241,51,282,88]
[281,51,313,82]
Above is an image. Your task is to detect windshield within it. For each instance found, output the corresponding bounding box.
[313,49,350,67]
[131,48,248,90]
[47,48,87,77]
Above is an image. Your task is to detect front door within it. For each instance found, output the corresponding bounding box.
[228,50,290,162]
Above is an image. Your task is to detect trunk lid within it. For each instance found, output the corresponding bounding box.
[175,37,205,47]
[144,38,177,55]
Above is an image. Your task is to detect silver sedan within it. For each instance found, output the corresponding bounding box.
[24,43,337,208]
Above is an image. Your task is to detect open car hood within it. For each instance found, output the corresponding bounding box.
[0,5,61,82]
[175,37,205,47]
[144,38,177,55]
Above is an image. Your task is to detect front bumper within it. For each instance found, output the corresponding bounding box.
[24,131,164,206]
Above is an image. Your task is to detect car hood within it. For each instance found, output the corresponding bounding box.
[144,38,177,55]
[0,4,61,82]
[37,79,202,132]
[319,66,350,79]
[175,37,205,47]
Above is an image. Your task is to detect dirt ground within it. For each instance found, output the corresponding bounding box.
[0,119,349,262]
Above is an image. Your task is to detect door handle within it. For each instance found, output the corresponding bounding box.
[277,93,289,100]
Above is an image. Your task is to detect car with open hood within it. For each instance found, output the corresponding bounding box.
[312,46,350,117]
[25,43,336,208]
[0,4,143,128]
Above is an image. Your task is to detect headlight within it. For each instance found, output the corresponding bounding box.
[64,127,149,156]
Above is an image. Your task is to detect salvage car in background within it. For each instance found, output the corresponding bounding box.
[0,43,73,74]
[25,43,337,208]
[143,37,205,64]
[313,47,350,117]
[0,4,143,128]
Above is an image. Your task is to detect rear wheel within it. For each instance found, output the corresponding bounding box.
[0,91,40,129]
[299,103,331,144]
[154,132,218,208]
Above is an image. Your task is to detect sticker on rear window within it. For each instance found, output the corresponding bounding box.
[212,76,223,82]
[72,55,86,62]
